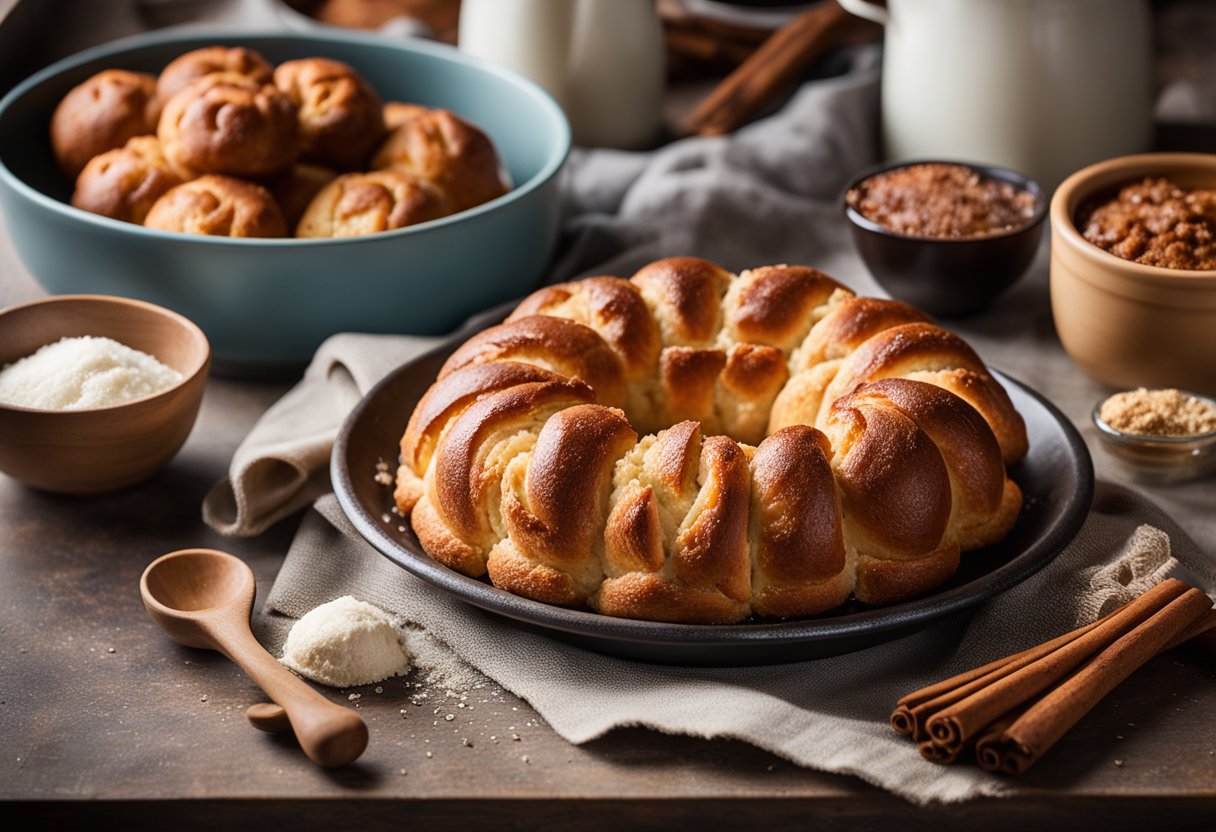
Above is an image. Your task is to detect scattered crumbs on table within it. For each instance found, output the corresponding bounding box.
[512,733,520,742]
[425,751,433,758]
[461,738,472,747]
[1117,735,1124,740]
[374,686,383,694]
[19,648,27,654]
[107,647,116,654]
[444,714,455,721]
[349,693,362,701]
[1115,760,1125,767]
[200,695,208,703]
[381,513,392,523]
[766,765,774,772]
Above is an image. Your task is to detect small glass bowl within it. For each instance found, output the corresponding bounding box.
[1091,392,1216,484]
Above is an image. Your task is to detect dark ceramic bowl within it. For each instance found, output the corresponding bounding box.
[843,160,1047,317]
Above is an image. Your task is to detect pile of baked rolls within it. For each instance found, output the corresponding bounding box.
[51,46,509,238]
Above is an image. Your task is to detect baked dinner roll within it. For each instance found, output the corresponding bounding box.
[295,169,448,237]
[410,377,597,577]
[371,109,507,213]
[156,46,274,107]
[51,69,159,177]
[274,58,386,170]
[383,101,429,131]
[158,73,300,178]
[71,135,185,225]
[396,257,1030,623]
[597,421,752,623]
[265,163,338,230]
[144,174,286,237]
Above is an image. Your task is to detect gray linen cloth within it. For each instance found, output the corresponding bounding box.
[198,50,1216,804]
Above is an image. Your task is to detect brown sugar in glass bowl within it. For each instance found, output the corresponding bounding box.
[1091,388,1216,484]
[1049,153,1216,395]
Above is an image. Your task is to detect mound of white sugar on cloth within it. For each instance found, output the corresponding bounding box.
[0,336,182,410]
[280,596,413,687]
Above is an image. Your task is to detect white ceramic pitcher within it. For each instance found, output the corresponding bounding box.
[458,0,666,149]
[838,0,1153,188]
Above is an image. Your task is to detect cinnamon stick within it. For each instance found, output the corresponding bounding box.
[975,587,1213,774]
[684,2,851,137]
[891,615,1106,740]
[924,579,1192,755]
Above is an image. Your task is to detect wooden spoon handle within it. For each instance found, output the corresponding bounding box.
[213,624,368,767]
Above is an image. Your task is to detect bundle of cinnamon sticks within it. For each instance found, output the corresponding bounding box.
[892,578,1216,774]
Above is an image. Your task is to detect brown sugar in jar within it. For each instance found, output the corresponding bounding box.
[1076,177,1216,271]
[845,163,1038,239]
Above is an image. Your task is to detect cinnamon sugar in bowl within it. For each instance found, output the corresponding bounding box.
[844,160,1046,316]
[1050,153,1216,395]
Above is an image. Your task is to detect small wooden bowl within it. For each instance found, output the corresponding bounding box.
[0,294,210,493]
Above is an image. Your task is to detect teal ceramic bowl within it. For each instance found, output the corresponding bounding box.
[0,29,569,374]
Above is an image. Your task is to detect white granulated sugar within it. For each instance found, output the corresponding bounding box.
[281,596,413,688]
[0,336,181,410]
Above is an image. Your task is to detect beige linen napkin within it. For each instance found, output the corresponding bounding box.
[203,333,439,536]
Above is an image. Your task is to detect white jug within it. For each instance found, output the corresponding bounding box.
[458,0,666,149]
[839,0,1154,188]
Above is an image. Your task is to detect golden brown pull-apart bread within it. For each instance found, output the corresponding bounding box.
[71,135,185,224]
[158,73,300,178]
[396,257,1029,624]
[296,169,448,237]
[273,58,386,171]
[144,174,287,237]
[371,108,507,213]
[155,46,274,107]
[51,69,159,178]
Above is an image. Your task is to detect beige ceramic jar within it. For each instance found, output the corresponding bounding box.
[1050,153,1216,395]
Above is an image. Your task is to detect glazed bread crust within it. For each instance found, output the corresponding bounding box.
[158,73,300,177]
[51,69,160,178]
[274,58,386,170]
[295,169,447,237]
[372,108,508,213]
[156,46,274,107]
[143,174,287,237]
[71,135,184,224]
[396,257,1029,624]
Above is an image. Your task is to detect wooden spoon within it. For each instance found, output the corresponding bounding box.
[140,548,368,767]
